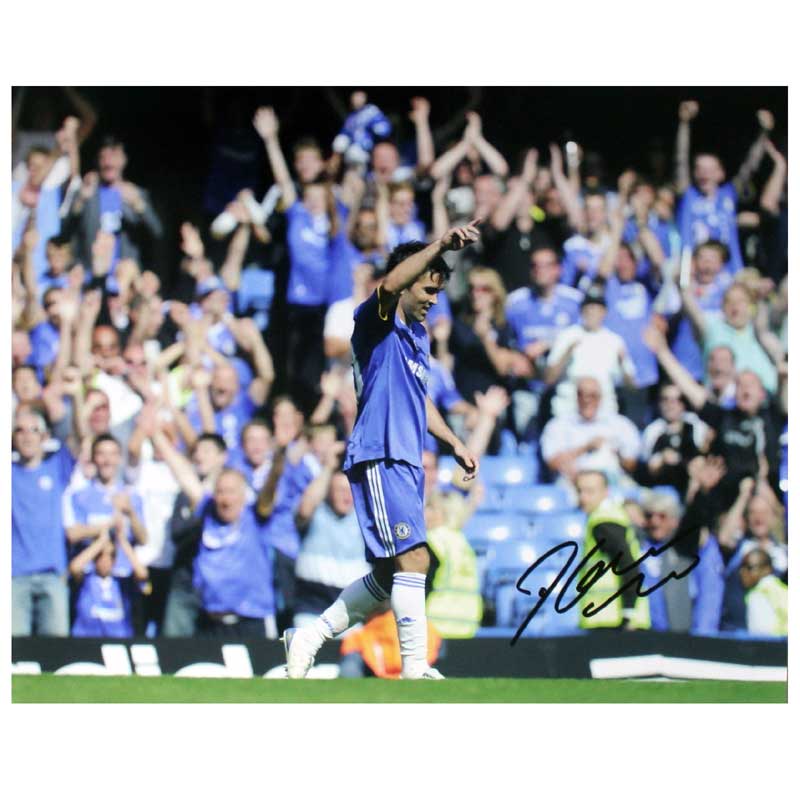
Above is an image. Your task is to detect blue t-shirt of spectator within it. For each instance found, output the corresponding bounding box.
[668,273,730,381]
[12,445,76,577]
[677,183,743,273]
[285,201,337,306]
[387,220,426,252]
[29,320,61,375]
[98,185,123,265]
[262,452,319,560]
[65,480,145,578]
[623,213,678,281]
[185,388,256,451]
[604,277,658,388]
[192,495,276,618]
[690,535,725,635]
[560,235,604,287]
[72,573,133,637]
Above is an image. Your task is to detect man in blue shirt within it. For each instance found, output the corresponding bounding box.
[504,246,583,437]
[12,407,76,636]
[152,428,277,640]
[285,222,481,680]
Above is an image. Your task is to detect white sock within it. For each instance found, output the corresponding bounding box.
[391,572,428,675]
[307,572,388,647]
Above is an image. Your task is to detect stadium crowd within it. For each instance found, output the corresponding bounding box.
[11,88,788,652]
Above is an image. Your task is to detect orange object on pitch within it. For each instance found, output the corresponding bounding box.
[340,610,442,679]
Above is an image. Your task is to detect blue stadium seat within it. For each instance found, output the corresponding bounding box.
[483,483,574,514]
[463,511,533,557]
[483,540,580,633]
[479,455,538,487]
[529,510,586,544]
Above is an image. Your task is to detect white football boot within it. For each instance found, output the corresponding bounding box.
[400,664,446,680]
[283,627,321,679]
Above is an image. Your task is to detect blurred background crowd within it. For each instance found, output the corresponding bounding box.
[11,87,788,664]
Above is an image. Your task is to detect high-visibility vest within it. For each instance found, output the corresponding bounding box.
[579,499,651,629]
[426,525,483,638]
[746,574,788,636]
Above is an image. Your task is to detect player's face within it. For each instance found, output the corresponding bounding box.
[328,472,354,516]
[93,441,122,483]
[214,473,247,523]
[403,271,445,323]
[575,474,607,514]
[242,426,271,467]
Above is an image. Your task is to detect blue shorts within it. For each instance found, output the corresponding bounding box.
[346,459,426,561]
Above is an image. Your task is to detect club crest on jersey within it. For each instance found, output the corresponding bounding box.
[394,522,411,540]
[38,475,53,491]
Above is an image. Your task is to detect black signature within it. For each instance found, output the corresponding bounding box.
[509,527,699,646]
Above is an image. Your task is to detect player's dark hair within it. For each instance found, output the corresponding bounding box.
[194,433,228,454]
[91,433,121,459]
[385,241,452,283]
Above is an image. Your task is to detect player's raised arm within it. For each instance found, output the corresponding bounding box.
[380,220,481,300]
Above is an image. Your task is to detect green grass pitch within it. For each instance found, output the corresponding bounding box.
[12,675,786,703]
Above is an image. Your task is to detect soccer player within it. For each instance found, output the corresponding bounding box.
[284,220,482,680]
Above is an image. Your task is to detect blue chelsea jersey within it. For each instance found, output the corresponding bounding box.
[344,289,430,470]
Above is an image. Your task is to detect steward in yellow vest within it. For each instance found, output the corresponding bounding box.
[740,549,788,636]
[575,470,650,630]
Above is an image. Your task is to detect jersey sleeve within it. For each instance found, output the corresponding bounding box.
[353,287,395,343]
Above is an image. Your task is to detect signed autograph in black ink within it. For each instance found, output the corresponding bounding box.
[509,527,700,646]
